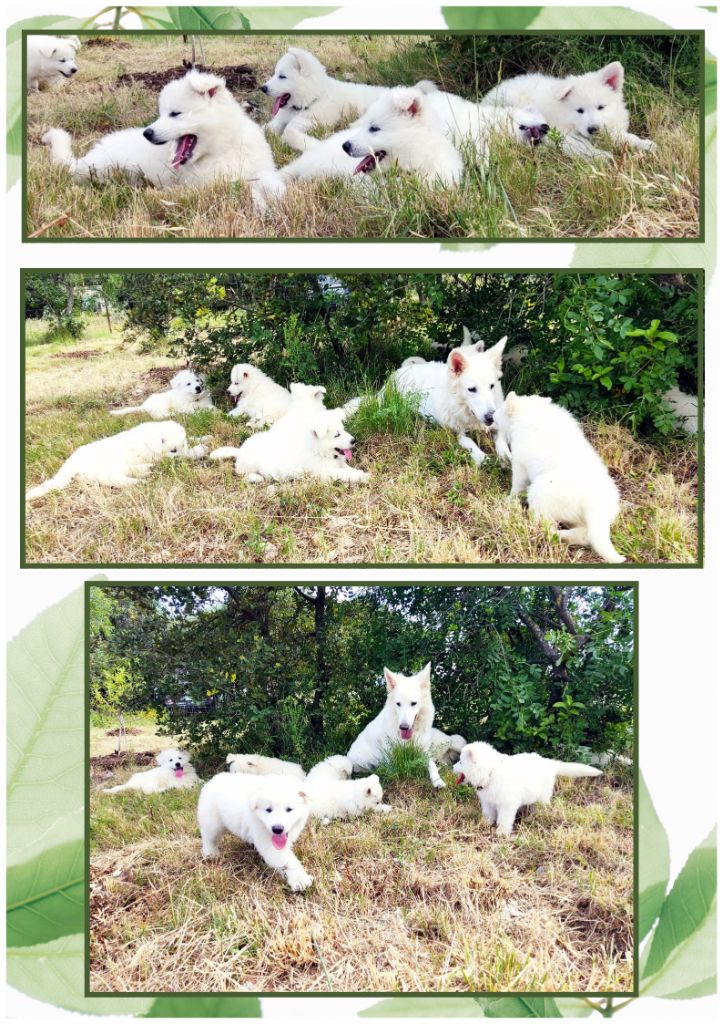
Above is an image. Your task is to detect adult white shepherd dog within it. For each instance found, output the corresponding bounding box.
[347,663,447,789]
[43,70,274,190]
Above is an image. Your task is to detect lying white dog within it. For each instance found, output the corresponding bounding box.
[210,405,369,484]
[306,754,353,783]
[307,774,392,823]
[429,728,467,767]
[197,771,313,890]
[483,61,654,162]
[392,330,509,466]
[110,369,214,419]
[43,70,275,189]
[347,663,446,789]
[261,46,389,138]
[27,35,80,92]
[454,741,602,835]
[103,748,199,794]
[494,392,625,563]
[226,753,306,779]
[26,421,207,501]
[227,364,296,425]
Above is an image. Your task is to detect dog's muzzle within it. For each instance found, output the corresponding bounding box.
[587,126,600,135]
[142,127,164,146]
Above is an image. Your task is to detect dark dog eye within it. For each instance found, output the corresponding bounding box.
[396,701,401,707]
[577,107,584,114]
[286,807,292,813]
[490,383,495,390]
[369,125,380,133]
[411,701,417,707]
[597,105,605,111]
[519,124,527,131]
[468,386,477,393]
[169,111,181,118]
[266,807,272,813]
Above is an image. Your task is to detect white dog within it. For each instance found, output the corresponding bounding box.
[483,61,654,161]
[493,392,625,563]
[306,754,353,783]
[429,728,467,767]
[110,369,214,419]
[26,421,207,501]
[392,329,509,466]
[226,753,306,779]
[103,749,199,795]
[27,35,80,92]
[197,771,313,890]
[43,70,275,190]
[210,405,369,484]
[307,774,392,823]
[261,46,388,138]
[347,663,446,789]
[454,741,602,835]
[227,364,295,425]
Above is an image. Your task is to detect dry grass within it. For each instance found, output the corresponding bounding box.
[90,713,182,757]
[89,761,633,994]
[25,34,699,240]
[24,330,699,566]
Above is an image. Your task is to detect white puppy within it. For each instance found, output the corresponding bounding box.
[226,753,306,779]
[347,663,446,789]
[429,728,467,767]
[110,369,214,419]
[103,748,199,794]
[454,741,602,835]
[43,70,275,189]
[483,61,654,161]
[307,774,392,823]
[392,329,509,466]
[27,35,80,92]
[197,771,313,890]
[26,420,207,501]
[227,364,294,425]
[306,754,353,783]
[210,405,369,484]
[494,392,625,563]
[261,46,388,138]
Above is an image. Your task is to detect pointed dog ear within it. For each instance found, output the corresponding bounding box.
[558,81,574,102]
[418,662,432,687]
[225,754,235,764]
[392,87,423,118]
[600,61,624,91]
[298,789,309,803]
[505,391,519,414]
[448,348,468,376]
[289,47,324,75]
[189,72,225,97]
[41,45,57,58]
[486,335,508,369]
[461,325,473,346]
[383,667,397,691]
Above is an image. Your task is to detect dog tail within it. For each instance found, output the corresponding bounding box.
[341,397,362,418]
[415,80,439,95]
[551,761,603,780]
[209,446,241,461]
[102,783,129,794]
[42,128,90,181]
[109,405,143,417]
[584,504,625,564]
[401,356,426,368]
[26,465,75,501]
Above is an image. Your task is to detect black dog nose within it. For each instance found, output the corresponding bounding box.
[342,140,352,154]
[271,824,284,835]
[195,385,202,393]
[484,413,494,426]
[143,127,154,141]
[70,67,77,74]
[541,124,549,135]
[588,126,599,135]
[260,84,268,94]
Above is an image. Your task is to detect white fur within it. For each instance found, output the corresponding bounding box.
[110,369,214,419]
[392,329,510,466]
[197,771,313,890]
[43,70,275,190]
[26,420,207,501]
[454,741,602,835]
[306,754,353,783]
[494,392,625,563]
[429,728,467,767]
[226,753,306,779]
[103,748,199,795]
[210,405,369,485]
[262,47,388,139]
[307,774,392,823]
[662,386,698,434]
[347,663,446,789]
[484,61,654,161]
[227,364,294,425]
[27,35,80,92]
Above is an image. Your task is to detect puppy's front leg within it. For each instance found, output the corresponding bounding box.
[495,803,519,836]
[509,460,529,498]
[494,431,512,465]
[457,433,487,466]
[561,135,613,162]
[259,842,313,890]
[611,130,656,152]
[428,758,446,789]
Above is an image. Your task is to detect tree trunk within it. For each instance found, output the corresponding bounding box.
[104,297,112,333]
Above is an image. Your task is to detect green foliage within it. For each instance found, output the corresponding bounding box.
[375,740,433,786]
[351,384,423,440]
[24,273,86,340]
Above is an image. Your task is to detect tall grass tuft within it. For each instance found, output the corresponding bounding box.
[375,740,431,786]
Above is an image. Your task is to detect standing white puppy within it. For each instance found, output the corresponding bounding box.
[347,663,446,789]
[110,370,214,419]
[225,753,306,779]
[494,392,625,563]
[103,749,199,794]
[27,35,80,92]
[454,741,602,835]
[197,772,313,890]
[483,61,654,161]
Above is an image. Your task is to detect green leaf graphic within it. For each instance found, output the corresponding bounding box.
[638,772,670,940]
[361,999,486,1018]
[7,840,84,947]
[145,996,262,1016]
[481,997,562,1017]
[443,7,542,29]
[642,827,716,993]
[164,6,251,29]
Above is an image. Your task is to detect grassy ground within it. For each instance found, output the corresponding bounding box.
[90,711,181,757]
[89,753,633,994]
[24,326,698,565]
[25,34,699,239]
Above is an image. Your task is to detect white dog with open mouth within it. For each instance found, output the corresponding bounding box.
[197,771,314,890]
[226,753,306,779]
[27,35,80,92]
[391,329,510,466]
[454,741,602,835]
[347,663,447,789]
[103,748,199,794]
[26,421,208,501]
[261,46,390,138]
[43,70,275,189]
[483,61,654,161]
[493,392,625,563]
[210,405,369,484]
[110,369,215,419]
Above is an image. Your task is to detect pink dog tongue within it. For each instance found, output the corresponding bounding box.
[272,93,291,116]
[271,833,288,850]
[354,154,377,175]
[172,134,196,169]
[341,448,352,462]
[174,768,184,778]
[400,727,413,740]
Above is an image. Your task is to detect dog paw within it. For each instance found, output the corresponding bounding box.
[287,869,314,891]
[432,778,447,789]
[376,803,393,813]
[202,847,220,860]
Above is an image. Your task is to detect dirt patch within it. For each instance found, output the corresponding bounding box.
[85,37,132,49]
[106,727,142,737]
[117,63,257,95]
[91,751,155,782]
[51,349,101,360]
